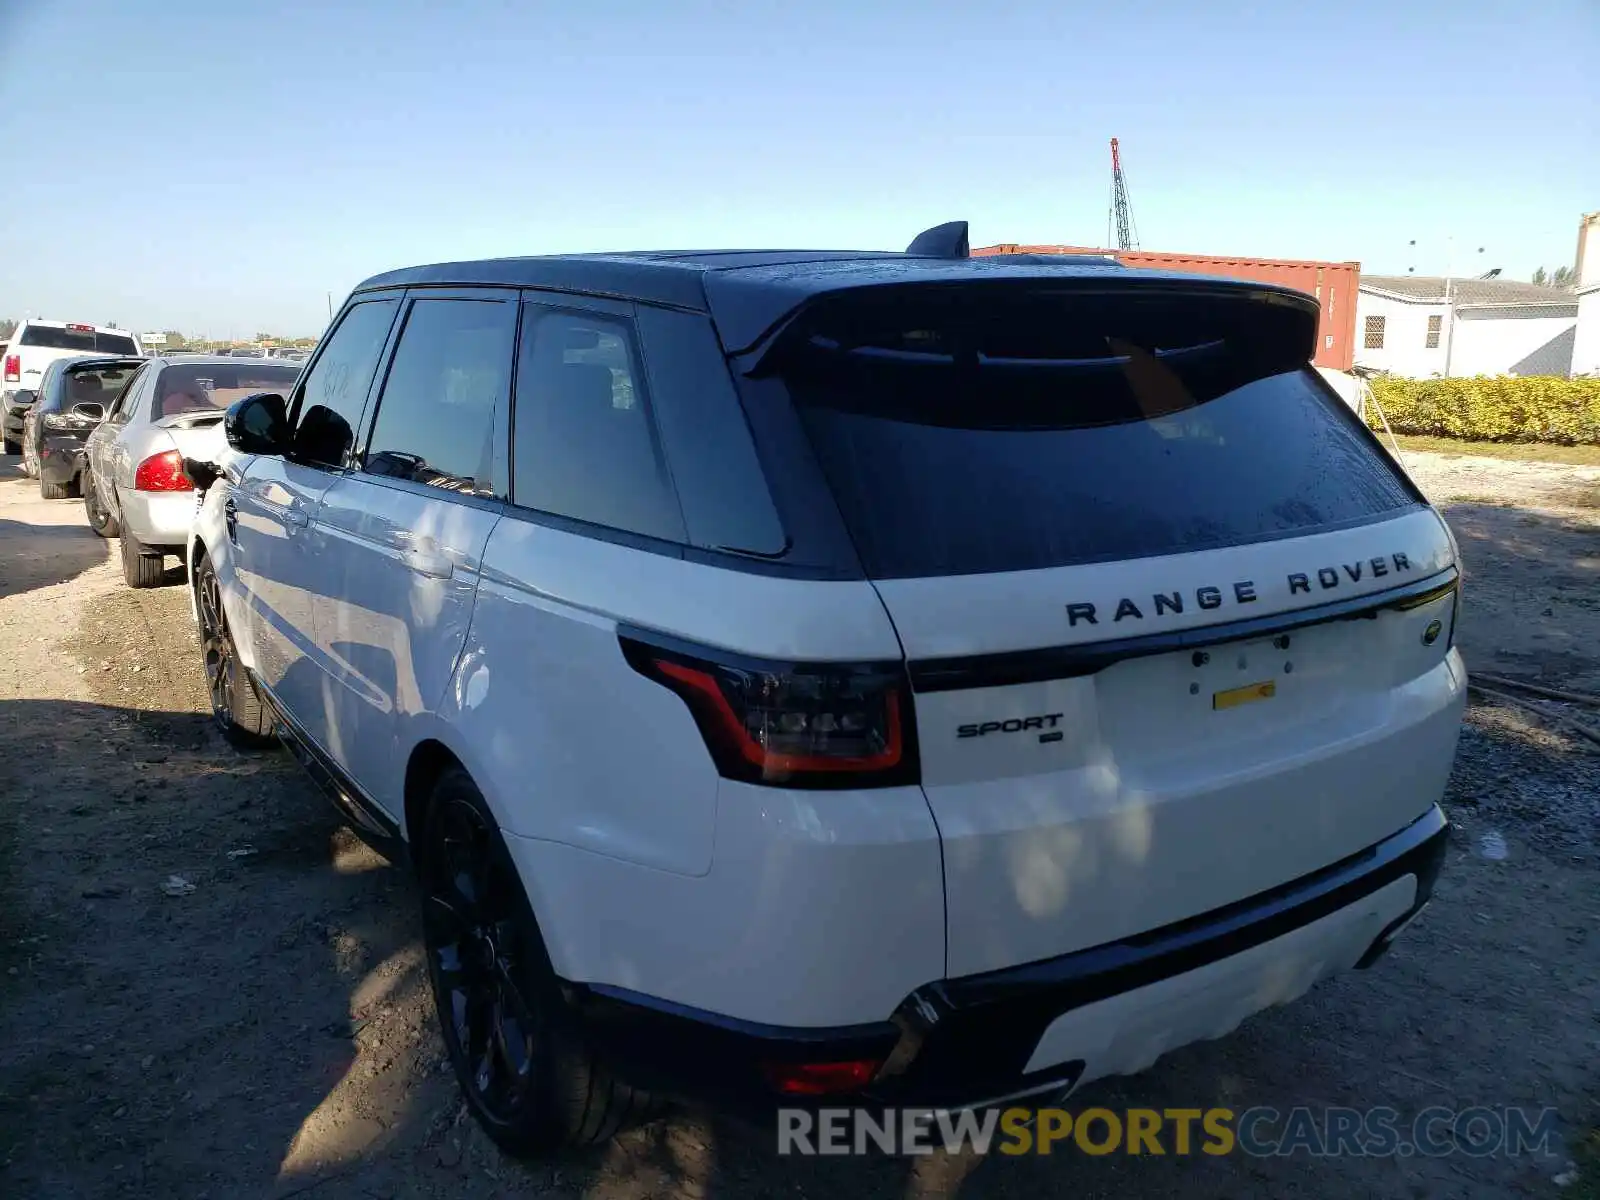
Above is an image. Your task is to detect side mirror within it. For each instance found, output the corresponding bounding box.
[8,389,37,407]
[224,392,289,455]
[70,402,106,422]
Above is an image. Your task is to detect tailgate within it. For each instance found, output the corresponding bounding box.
[880,510,1461,976]
[737,275,1466,978]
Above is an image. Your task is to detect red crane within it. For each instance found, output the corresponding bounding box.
[1109,138,1139,251]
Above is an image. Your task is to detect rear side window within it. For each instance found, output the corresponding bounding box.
[290,299,399,468]
[19,325,138,355]
[757,286,1418,579]
[511,307,683,542]
[363,298,516,496]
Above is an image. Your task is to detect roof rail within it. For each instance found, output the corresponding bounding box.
[905,220,969,259]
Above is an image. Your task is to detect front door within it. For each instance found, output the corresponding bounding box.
[312,291,516,818]
[231,296,402,741]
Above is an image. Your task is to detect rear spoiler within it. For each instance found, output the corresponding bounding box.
[709,220,1305,359]
[726,273,1322,379]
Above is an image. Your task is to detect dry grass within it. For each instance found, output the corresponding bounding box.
[1388,434,1600,467]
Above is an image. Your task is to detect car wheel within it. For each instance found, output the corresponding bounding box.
[84,473,119,538]
[40,476,71,500]
[2,436,18,455]
[420,767,655,1157]
[119,531,166,588]
[195,554,274,748]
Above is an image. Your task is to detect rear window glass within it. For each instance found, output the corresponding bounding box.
[59,364,141,410]
[20,326,140,355]
[760,288,1418,579]
[151,363,301,418]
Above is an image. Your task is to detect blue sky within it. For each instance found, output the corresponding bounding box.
[1,0,1595,337]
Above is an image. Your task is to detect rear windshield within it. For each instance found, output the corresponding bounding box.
[151,363,301,418]
[59,364,141,409]
[20,326,140,356]
[760,287,1419,578]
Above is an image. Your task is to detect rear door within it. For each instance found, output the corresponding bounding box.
[741,280,1464,977]
[312,290,516,815]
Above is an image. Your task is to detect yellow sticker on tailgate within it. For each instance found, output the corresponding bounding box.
[1213,680,1277,711]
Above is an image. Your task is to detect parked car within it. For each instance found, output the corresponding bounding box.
[2,386,33,454]
[84,355,302,586]
[20,356,143,498]
[187,224,1464,1157]
[3,320,142,404]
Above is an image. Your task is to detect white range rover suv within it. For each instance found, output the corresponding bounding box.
[186,223,1463,1155]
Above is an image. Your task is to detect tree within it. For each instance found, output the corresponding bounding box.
[1533,267,1548,286]
[162,330,187,348]
[1553,265,1575,287]
[0,318,15,340]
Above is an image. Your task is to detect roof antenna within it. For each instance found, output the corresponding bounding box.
[906,221,969,259]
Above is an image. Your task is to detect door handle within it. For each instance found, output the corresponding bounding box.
[283,507,309,529]
[404,548,454,579]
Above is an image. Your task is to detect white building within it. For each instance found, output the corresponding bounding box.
[1354,275,1578,378]
[1573,285,1600,377]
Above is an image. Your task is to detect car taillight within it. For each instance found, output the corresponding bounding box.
[619,633,918,788]
[3,355,17,382]
[762,1059,882,1095]
[134,449,193,492]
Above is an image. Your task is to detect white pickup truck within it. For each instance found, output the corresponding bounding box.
[2,320,144,453]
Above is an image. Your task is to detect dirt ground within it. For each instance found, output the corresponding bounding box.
[1,449,1596,1200]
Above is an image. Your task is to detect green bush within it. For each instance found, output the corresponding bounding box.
[1364,376,1600,445]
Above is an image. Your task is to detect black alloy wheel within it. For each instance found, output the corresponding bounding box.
[419,768,651,1156]
[423,787,543,1132]
[195,556,273,747]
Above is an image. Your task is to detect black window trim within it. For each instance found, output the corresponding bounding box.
[506,293,690,548]
[351,287,519,507]
[285,289,407,474]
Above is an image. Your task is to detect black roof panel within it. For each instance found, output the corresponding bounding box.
[353,249,1309,354]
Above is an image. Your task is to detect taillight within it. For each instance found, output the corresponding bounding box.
[134,449,193,492]
[3,355,18,382]
[620,633,918,788]
[762,1059,882,1096]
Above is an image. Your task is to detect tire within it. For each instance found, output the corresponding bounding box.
[2,437,18,455]
[120,531,166,589]
[419,767,655,1157]
[194,553,275,748]
[84,473,119,538]
[40,477,71,500]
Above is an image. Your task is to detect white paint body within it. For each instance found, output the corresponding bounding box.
[193,466,1464,1043]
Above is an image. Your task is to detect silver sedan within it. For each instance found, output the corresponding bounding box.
[84,354,301,588]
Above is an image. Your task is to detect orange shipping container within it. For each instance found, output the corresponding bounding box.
[973,244,1360,372]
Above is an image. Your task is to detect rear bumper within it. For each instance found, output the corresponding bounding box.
[118,486,199,550]
[38,436,86,485]
[565,805,1448,1115]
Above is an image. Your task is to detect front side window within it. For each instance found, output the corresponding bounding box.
[289,299,399,468]
[362,298,516,496]
[510,307,682,541]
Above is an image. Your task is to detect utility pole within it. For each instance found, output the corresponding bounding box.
[326,293,333,322]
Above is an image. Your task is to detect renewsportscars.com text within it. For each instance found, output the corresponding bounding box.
[777,1105,1564,1159]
